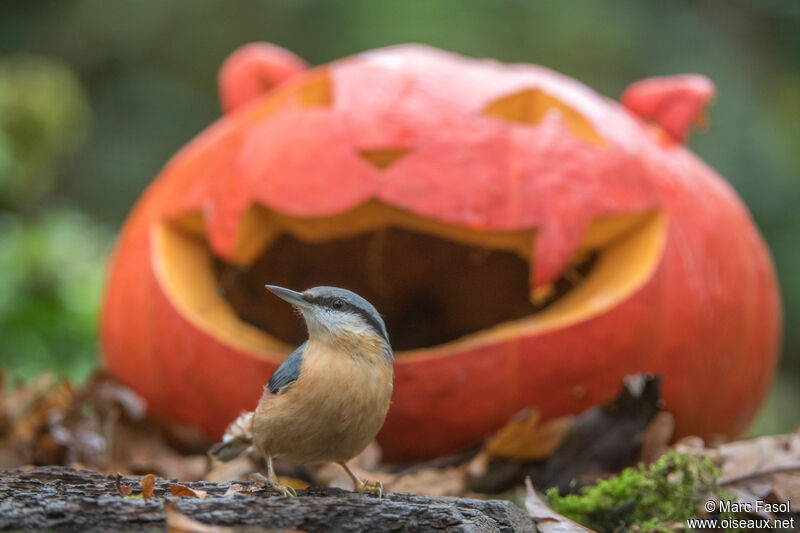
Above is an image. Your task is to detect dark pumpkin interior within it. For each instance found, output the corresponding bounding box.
[213,228,596,350]
[156,203,664,356]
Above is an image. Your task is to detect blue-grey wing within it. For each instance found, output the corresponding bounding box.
[267,341,306,394]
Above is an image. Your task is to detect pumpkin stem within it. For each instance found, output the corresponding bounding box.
[620,74,716,144]
[218,42,307,114]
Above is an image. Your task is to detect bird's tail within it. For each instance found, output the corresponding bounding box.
[208,411,254,462]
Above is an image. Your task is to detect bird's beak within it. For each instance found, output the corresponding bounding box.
[265,285,308,308]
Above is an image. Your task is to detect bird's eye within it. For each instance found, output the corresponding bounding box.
[332,298,344,310]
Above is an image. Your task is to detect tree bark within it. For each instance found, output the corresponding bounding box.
[0,467,536,532]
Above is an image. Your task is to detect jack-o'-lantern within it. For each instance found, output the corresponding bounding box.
[101,44,781,461]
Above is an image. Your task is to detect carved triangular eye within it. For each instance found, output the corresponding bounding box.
[358,148,411,170]
[484,89,604,145]
[296,69,333,108]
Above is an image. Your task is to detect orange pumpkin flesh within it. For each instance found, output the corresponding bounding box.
[102,45,781,461]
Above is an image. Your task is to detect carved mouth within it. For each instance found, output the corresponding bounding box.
[154,201,666,356]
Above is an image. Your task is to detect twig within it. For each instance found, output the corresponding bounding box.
[719,464,800,485]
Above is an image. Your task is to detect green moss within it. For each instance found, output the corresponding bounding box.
[546,451,733,532]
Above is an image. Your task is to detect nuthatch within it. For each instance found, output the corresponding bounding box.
[210,285,394,497]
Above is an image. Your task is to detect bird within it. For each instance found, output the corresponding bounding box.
[209,285,394,497]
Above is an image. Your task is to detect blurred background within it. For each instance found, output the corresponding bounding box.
[0,0,797,434]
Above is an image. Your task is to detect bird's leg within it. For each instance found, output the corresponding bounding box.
[338,462,383,497]
[249,455,297,497]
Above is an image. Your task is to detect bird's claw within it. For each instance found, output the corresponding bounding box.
[248,472,297,497]
[354,478,384,498]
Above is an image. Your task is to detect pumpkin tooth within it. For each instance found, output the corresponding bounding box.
[531,284,555,305]
[532,219,590,289]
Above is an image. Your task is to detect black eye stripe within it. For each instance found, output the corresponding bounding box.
[305,295,388,342]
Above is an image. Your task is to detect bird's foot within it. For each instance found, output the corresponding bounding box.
[353,478,384,498]
[248,472,297,497]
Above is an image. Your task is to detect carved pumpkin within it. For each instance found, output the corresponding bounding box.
[101,44,781,461]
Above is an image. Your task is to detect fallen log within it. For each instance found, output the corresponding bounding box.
[0,466,536,532]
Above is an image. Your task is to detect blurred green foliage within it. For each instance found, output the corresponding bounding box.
[0,54,109,384]
[0,0,797,431]
[0,210,110,383]
[0,57,89,208]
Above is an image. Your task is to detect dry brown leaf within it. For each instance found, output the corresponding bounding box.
[89,375,147,420]
[10,374,71,443]
[389,466,466,497]
[171,484,207,499]
[0,370,214,478]
[770,471,800,503]
[682,431,800,508]
[165,503,233,533]
[485,409,573,460]
[729,486,774,520]
[204,454,258,483]
[717,433,800,485]
[465,451,489,479]
[114,422,207,481]
[115,473,133,497]
[673,435,705,452]
[277,476,309,491]
[140,473,156,500]
[639,411,674,465]
[524,477,595,532]
[536,374,663,494]
[222,483,255,497]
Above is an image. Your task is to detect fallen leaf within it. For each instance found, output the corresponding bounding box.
[639,411,674,465]
[0,370,216,481]
[277,476,309,491]
[389,466,467,497]
[465,452,538,494]
[465,452,489,479]
[673,435,706,453]
[222,483,254,497]
[141,473,156,500]
[711,432,800,502]
[171,484,207,499]
[485,409,573,461]
[729,486,774,520]
[116,422,207,481]
[470,375,665,495]
[676,430,800,517]
[536,374,663,494]
[204,454,258,483]
[717,433,800,485]
[115,472,133,497]
[524,477,595,532]
[165,503,233,533]
[770,471,800,503]
[82,371,147,421]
